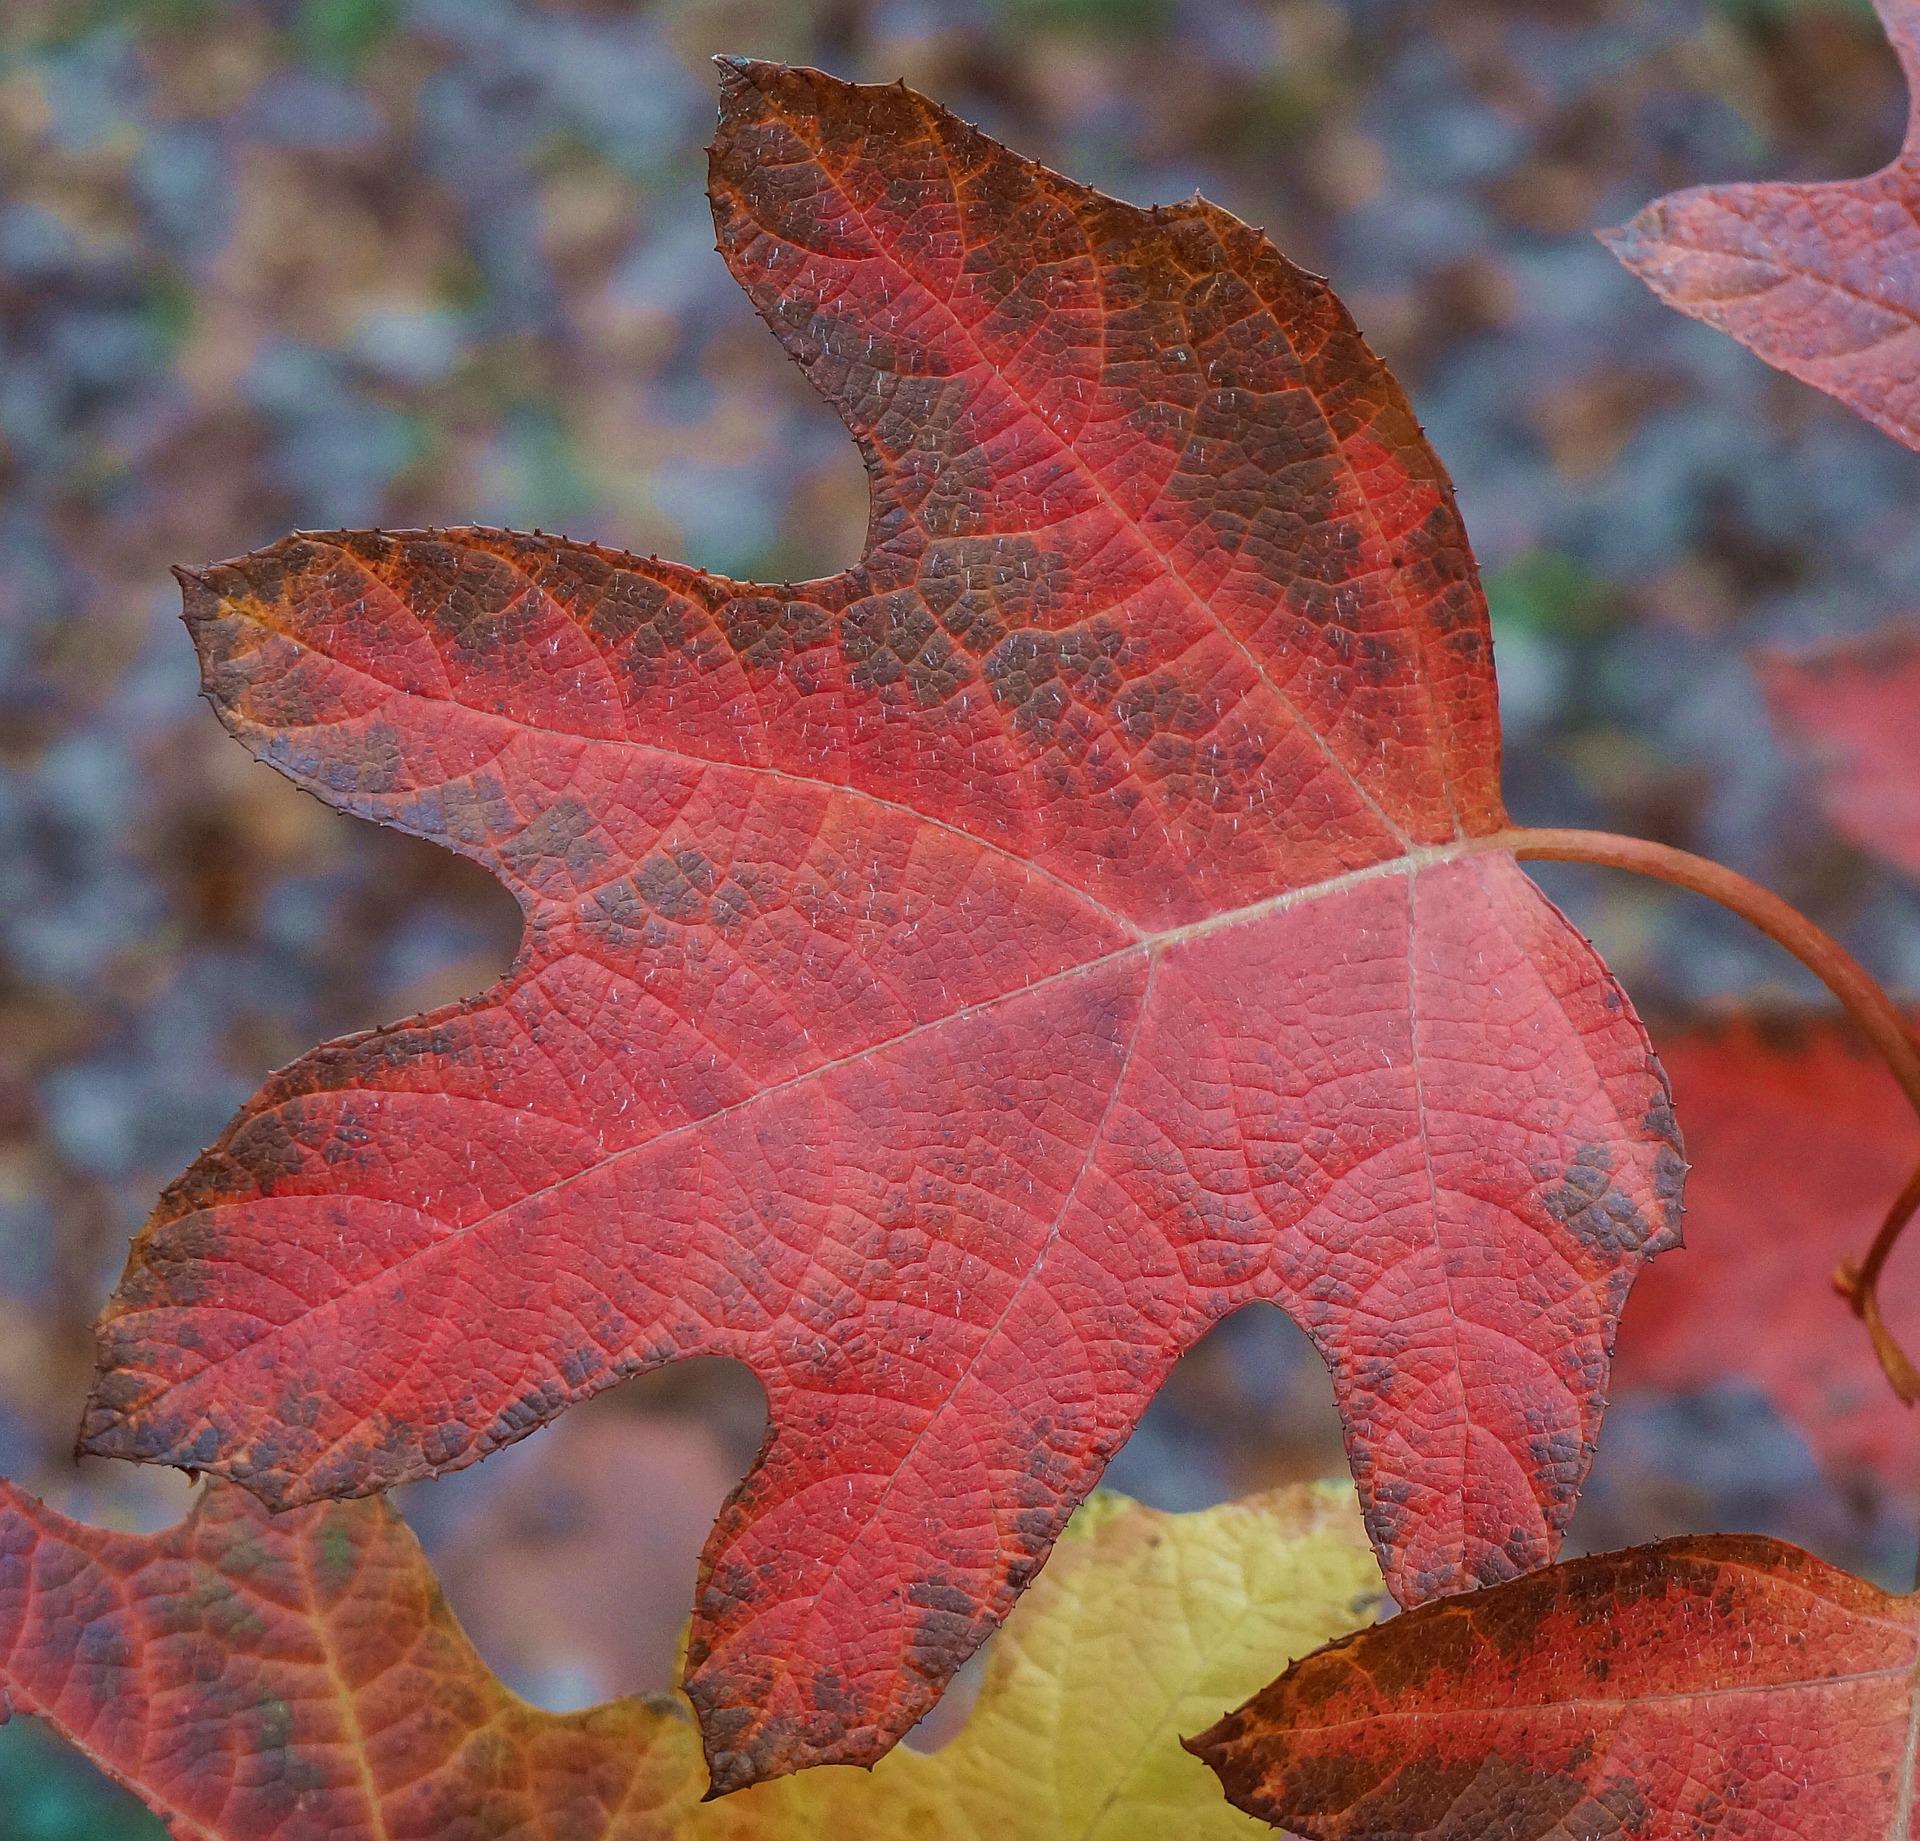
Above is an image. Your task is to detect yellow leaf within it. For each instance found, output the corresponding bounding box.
[726,1483,1386,1841]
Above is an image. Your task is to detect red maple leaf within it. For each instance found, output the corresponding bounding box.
[1614,1012,1920,1509]
[1603,0,1920,451]
[1759,619,1920,882]
[1191,1532,1920,1840]
[78,61,1682,1789]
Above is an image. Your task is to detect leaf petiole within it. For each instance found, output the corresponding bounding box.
[1834,1160,1920,1407]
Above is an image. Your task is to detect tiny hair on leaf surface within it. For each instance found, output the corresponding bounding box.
[1191,1533,1920,1840]
[1613,1010,1920,1508]
[1759,619,1920,883]
[0,1478,1383,1841]
[80,58,1687,1790]
[1603,0,1920,451]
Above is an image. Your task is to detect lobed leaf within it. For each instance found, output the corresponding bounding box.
[1192,1532,1920,1839]
[0,1478,1382,1841]
[1604,0,1920,452]
[81,60,1682,1787]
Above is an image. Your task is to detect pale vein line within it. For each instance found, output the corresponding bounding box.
[1399,874,1481,1564]
[107,843,1482,1405]
[230,542,1143,941]
[715,956,1159,1723]
[292,1529,395,1841]
[1292,1655,1912,1733]
[1895,1644,1920,1841]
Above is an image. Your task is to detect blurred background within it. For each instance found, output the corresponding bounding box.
[4,0,1919,1831]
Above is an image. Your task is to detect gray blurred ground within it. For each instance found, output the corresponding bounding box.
[4,1,1919,1830]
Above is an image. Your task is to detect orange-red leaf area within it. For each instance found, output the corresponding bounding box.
[1759,619,1920,882]
[1191,1534,1920,1840]
[77,60,1681,1789]
[1604,0,1920,452]
[0,1481,697,1841]
[1613,1012,1920,1508]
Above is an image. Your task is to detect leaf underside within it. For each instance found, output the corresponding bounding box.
[0,1478,1382,1841]
[1604,0,1920,453]
[1192,1531,1920,1841]
[80,59,1681,1789]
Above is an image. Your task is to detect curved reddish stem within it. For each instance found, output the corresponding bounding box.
[1832,1160,1920,1406]
[1493,825,1920,1404]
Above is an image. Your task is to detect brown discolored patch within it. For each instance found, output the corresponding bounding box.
[722,591,831,677]
[1540,1142,1678,1262]
[839,589,973,708]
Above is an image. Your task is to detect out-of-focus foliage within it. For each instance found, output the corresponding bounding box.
[1609,0,1920,452]
[1761,620,1920,878]
[0,1720,166,1841]
[1613,1011,1920,1510]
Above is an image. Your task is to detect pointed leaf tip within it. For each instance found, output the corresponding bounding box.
[1607,0,1920,451]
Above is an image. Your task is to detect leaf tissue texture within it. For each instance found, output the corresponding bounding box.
[1614,1012,1920,1507]
[81,60,1682,1789]
[0,1480,1382,1841]
[1192,1534,1920,1840]
[1759,620,1920,881]
[0,1480,696,1841]
[1604,0,1920,452]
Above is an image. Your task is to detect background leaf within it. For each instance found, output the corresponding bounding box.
[1759,619,1920,880]
[1193,1531,1920,1839]
[1613,1010,1920,1515]
[1605,0,1920,451]
[0,1479,1383,1841]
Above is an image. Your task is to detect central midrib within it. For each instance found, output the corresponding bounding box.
[1896,1642,1920,1841]
[109,830,1502,1410]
